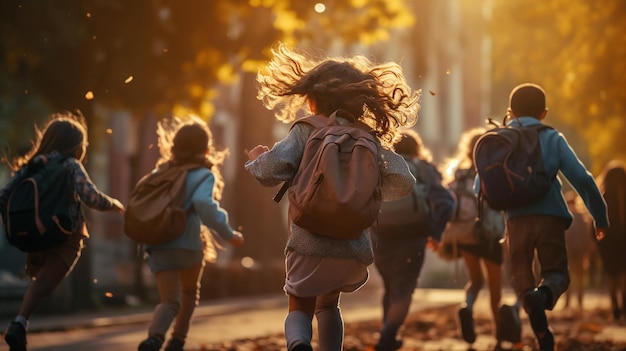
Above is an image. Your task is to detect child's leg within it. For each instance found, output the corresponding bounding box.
[170,260,205,342]
[484,259,502,322]
[535,218,570,310]
[315,291,343,351]
[19,253,71,320]
[285,295,315,350]
[148,269,181,340]
[461,252,484,310]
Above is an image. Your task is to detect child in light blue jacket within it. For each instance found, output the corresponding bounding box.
[138,117,243,351]
[495,83,608,351]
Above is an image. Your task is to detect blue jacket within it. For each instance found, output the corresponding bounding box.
[503,116,609,229]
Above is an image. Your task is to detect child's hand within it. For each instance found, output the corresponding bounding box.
[426,237,440,252]
[111,199,125,213]
[248,145,269,161]
[595,227,607,241]
[229,231,244,246]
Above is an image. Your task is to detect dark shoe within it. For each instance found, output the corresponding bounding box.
[5,322,27,351]
[458,306,476,343]
[375,338,403,351]
[523,289,548,332]
[497,304,521,343]
[164,338,184,351]
[138,336,163,351]
[290,341,313,351]
[523,290,553,351]
[536,328,554,351]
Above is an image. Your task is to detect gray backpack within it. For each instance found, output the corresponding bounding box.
[375,157,431,236]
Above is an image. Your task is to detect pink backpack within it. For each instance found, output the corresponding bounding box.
[275,111,381,240]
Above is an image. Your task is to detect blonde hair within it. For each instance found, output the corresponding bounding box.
[155,116,229,200]
[443,127,485,184]
[256,43,420,149]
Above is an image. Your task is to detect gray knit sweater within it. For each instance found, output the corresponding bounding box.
[245,120,415,265]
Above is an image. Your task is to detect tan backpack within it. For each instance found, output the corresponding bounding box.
[124,163,206,245]
[275,111,382,240]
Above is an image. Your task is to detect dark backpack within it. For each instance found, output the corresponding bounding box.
[375,157,431,236]
[473,121,555,211]
[3,156,75,252]
[124,163,206,245]
[274,111,382,240]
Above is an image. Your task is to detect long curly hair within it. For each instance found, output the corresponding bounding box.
[256,43,420,149]
[155,116,228,200]
[5,111,88,172]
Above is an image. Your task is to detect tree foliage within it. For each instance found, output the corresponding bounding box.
[0,0,414,150]
[490,0,626,172]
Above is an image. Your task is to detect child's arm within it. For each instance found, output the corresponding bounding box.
[67,159,124,212]
[192,171,240,243]
[556,136,609,229]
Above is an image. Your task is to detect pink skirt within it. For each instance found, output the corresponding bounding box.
[284,250,369,297]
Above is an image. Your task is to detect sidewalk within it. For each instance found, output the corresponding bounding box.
[23,286,467,336]
[5,284,626,350]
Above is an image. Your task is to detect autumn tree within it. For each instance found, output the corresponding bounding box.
[0,0,417,302]
[490,0,626,172]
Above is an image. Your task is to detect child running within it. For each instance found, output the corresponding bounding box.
[245,43,420,351]
[137,117,244,351]
[1,112,125,351]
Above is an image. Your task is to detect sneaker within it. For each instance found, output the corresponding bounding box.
[164,338,184,351]
[375,338,403,351]
[290,341,313,351]
[523,290,554,351]
[497,304,521,343]
[138,336,163,351]
[5,322,27,351]
[458,306,476,343]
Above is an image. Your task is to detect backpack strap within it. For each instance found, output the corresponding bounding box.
[275,111,377,203]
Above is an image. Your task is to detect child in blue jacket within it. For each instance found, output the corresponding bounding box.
[497,83,609,351]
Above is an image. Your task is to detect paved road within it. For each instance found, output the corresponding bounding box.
[4,283,622,351]
[2,286,466,351]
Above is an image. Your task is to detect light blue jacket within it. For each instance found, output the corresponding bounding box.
[502,116,609,229]
[146,167,236,252]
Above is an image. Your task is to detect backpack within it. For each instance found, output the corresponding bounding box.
[124,163,206,245]
[375,157,431,236]
[438,168,504,260]
[3,156,75,252]
[473,121,555,211]
[274,111,382,240]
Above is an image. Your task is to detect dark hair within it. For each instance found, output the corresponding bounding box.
[599,160,626,230]
[7,111,87,171]
[393,129,432,162]
[256,43,420,149]
[509,83,546,118]
[172,124,210,164]
[156,116,228,200]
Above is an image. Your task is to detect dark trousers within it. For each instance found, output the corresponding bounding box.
[372,234,427,347]
[506,215,570,309]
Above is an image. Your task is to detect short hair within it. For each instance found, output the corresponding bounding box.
[509,83,546,118]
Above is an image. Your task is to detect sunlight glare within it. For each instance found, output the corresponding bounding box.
[314,3,326,13]
[241,256,255,268]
